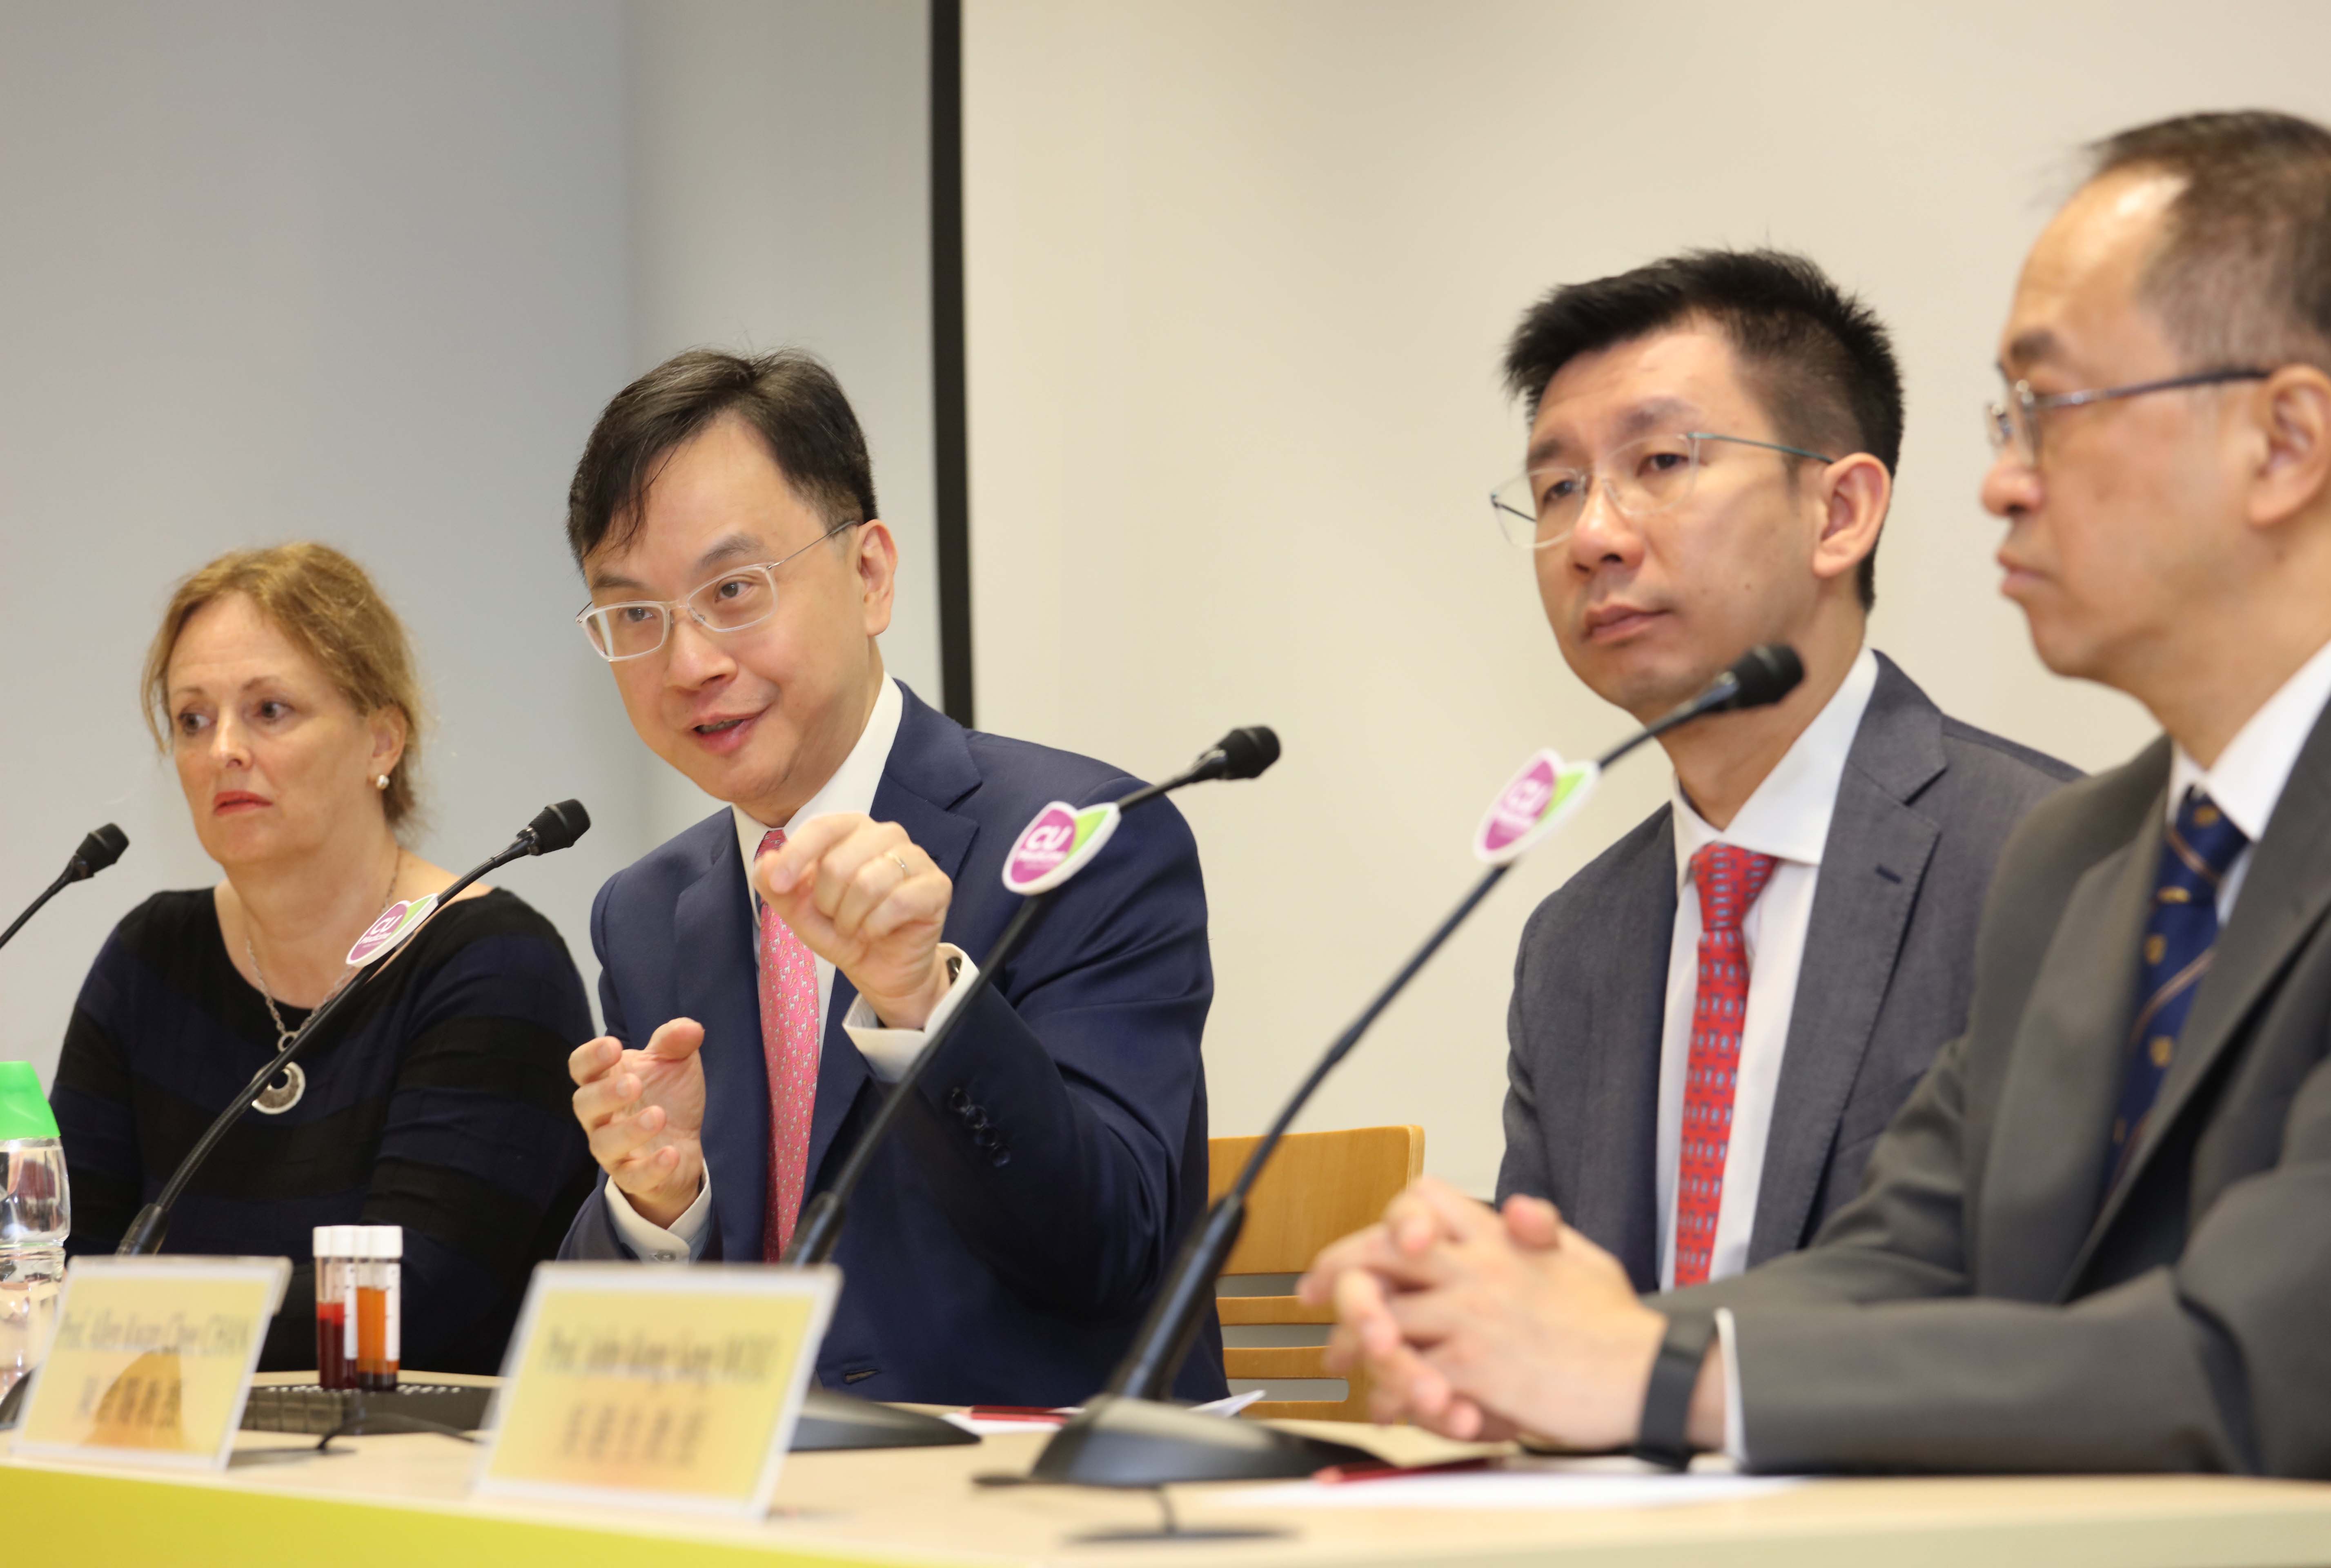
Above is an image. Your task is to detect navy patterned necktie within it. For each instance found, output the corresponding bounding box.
[2105,787,2249,1196]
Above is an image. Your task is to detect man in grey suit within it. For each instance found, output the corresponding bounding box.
[1490,249,2073,1294]
[1306,110,2331,1478]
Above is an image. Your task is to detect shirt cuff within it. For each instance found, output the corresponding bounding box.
[1715,1307,1748,1464]
[604,1172,712,1262]
[842,945,979,1082]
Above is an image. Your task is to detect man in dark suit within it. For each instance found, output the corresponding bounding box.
[556,348,1224,1407]
[1307,111,2331,1477]
[1493,250,2073,1292]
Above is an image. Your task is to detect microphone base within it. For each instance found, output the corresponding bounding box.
[790,1388,978,1450]
[1027,1394,1377,1487]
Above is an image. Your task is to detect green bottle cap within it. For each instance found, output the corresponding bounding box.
[0,1061,60,1141]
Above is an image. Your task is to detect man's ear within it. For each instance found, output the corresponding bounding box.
[1810,453,1890,588]
[853,519,899,637]
[2247,365,2331,531]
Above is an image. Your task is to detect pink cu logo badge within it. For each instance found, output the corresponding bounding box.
[1473,751,1599,866]
[1002,801,1122,895]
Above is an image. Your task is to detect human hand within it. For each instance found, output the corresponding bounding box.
[756,813,953,1028]
[568,1018,708,1227]
[1309,1176,1672,1449]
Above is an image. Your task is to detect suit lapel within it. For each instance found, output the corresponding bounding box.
[2067,705,2331,1282]
[1567,812,1679,1293]
[1974,767,2163,1299]
[800,684,984,1192]
[672,822,771,1259]
[1748,663,1944,1265]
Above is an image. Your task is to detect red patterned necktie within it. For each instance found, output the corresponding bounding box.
[1673,842,1779,1288]
[756,829,822,1260]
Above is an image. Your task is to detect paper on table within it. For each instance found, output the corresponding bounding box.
[1242,1466,1799,1511]
[942,1388,1267,1437]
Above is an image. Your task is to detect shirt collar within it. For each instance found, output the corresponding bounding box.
[732,674,906,872]
[2166,635,2331,844]
[1672,645,1879,893]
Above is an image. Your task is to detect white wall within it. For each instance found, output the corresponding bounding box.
[0,2,638,1073]
[0,1,942,1082]
[960,0,2331,1195]
[626,0,940,844]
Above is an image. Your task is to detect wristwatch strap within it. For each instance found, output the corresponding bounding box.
[1632,1312,1717,1469]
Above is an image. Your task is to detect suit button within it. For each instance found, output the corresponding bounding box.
[946,1085,970,1111]
[989,1149,1011,1168]
[973,1126,1000,1151]
[965,1106,990,1130]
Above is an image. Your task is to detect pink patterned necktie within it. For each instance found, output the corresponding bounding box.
[756,829,822,1260]
[1673,842,1779,1288]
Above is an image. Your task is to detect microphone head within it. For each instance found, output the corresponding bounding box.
[1724,644,1804,711]
[1213,726,1281,781]
[525,800,591,854]
[70,824,129,879]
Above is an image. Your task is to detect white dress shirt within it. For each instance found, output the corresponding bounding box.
[1719,634,2331,1464]
[1656,645,1878,1290]
[2164,634,2331,924]
[607,674,980,1261]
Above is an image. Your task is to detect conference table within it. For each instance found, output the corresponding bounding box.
[6,1383,2331,1567]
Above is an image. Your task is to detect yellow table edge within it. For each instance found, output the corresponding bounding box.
[0,1456,942,1568]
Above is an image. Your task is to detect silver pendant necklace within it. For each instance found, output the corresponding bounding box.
[244,849,402,1116]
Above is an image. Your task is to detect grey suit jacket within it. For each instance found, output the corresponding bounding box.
[1498,653,2077,1290]
[1663,708,2331,1476]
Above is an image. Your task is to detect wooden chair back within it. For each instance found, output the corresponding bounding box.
[1207,1124,1424,1423]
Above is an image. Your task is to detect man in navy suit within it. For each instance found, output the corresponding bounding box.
[555,347,1225,1407]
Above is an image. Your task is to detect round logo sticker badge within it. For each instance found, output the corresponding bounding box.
[1002,800,1123,895]
[1473,750,1600,866]
[345,893,441,969]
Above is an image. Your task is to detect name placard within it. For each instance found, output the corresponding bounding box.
[477,1263,838,1517]
[10,1256,289,1470]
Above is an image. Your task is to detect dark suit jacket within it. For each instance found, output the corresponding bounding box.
[1663,704,2331,1476]
[561,683,1228,1407]
[1498,654,2077,1289]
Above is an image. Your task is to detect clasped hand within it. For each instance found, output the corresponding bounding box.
[568,813,955,1228]
[1296,1175,1684,1448]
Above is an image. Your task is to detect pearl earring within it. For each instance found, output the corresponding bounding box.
[374,774,391,791]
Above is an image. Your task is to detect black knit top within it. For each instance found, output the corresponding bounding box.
[52,887,594,1374]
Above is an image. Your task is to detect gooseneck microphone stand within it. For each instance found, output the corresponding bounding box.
[780,728,1280,1453]
[1026,646,1805,1488]
[114,801,592,1258]
[0,824,129,954]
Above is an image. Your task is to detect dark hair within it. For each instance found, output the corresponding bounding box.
[2088,110,2331,372]
[1503,248,1903,609]
[566,347,879,565]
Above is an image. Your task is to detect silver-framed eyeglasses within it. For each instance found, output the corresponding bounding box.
[575,521,855,662]
[1489,431,1834,551]
[1985,367,2272,466]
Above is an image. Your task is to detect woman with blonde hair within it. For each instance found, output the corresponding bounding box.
[50,544,593,1373]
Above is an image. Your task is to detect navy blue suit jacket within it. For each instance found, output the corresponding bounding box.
[561,683,1227,1405]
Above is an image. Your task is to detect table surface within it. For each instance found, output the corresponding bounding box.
[8,1404,2331,1568]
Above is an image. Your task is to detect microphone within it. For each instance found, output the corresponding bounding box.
[1187,726,1280,785]
[114,802,591,1257]
[1597,643,1807,771]
[781,727,1279,1271]
[1027,646,1803,1488]
[0,824,131,956]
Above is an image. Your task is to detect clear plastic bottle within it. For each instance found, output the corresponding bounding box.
[0,1061,69,1406]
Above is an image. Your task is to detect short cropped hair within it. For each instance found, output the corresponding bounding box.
[2088,110,2331,372]
[143,543,425,830]
[1503,249,1903,609]
[566,348,879,566]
